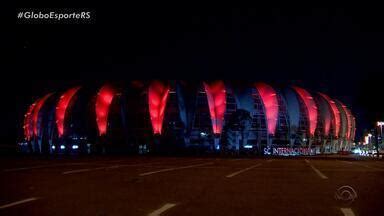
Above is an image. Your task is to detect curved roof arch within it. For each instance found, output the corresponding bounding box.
[203,80,226,135]
[343,106,353,140]
[314,94,332,137]
[95,85,116,136]
[334,100,348,139]
[350,115,356,141]
[255,83,279,136]
[175,81,199,135]
[334,100,353,140]
[281,88,301,135]
[148,81,170,135]
[55,87,81,137]
[292,86,318,136]
[318,93,341,138]
[23,103,36,141]
[32,93,53,137]
[230,82,254,113]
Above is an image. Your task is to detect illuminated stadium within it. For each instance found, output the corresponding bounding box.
[20,81,356,156]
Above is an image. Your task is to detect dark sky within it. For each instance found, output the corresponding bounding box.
[9,7,384,143]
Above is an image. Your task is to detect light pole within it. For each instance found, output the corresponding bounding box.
[376,121,384,157]
[377,121,384,140]
[367,133,373,155]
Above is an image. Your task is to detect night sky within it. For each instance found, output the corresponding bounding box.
[9,7,384,144]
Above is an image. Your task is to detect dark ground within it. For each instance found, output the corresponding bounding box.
[0,155,383,216]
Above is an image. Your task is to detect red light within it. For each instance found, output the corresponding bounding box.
[293,86,318,136]
[340,103,352,140]
[203,81,226,134]
[95,85,116,136]
[318,93,341,138]
[55,87,80,137]
[255,83,278,135]
[316,94,332,137]
[321,108,332,137]
[23,103,36,141]
[148,81,170,135]
[32,93,53,137]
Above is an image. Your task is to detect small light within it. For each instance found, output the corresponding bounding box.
[72,145,79,150]
[353,148,361,154]
[60,145,65,150]
[244,145,253,149]
[51,145,56,150]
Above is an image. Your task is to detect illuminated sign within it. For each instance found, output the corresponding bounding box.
[264,147,312,156]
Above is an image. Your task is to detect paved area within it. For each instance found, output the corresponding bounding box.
[0,156,383,215]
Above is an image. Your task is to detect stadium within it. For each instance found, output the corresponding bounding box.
[19,80,356,156]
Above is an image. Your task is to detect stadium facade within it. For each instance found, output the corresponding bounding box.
[20,81,356,156]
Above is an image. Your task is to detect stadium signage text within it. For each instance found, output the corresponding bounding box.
[264,147,312,156]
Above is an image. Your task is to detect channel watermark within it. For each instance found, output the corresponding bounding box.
[334,185,358,205]
[16,9,95,24]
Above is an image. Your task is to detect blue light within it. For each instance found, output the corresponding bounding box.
[353,148,361,154]
[244,145,253,149]
[216,145,220,150]
[72,145,79,150]
[19,142,28,146]
[60,145,65,150]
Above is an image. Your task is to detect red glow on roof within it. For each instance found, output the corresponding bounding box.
[351,115,356,140]
[55,87,81,137]
[255,83,278,135]
[32,93,53,137]
[318,93,340,138]
[95,85,116,136]
[293,86,318,136]
[23,103,36,141]
[203,81,226,134]
[316,94,331,136]
[148,81,170,135]
[322,111,332,137]
[340,104,352,140]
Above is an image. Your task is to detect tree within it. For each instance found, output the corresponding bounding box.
[222,109,252,154]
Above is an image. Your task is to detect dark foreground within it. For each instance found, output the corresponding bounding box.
[0,155,383,216]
